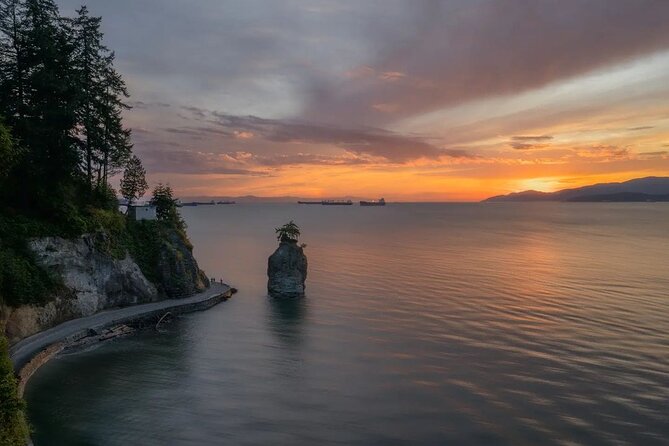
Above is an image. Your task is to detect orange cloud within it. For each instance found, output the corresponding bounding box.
[234,130,254,139]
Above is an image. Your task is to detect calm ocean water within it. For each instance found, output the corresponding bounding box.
[26,203,669,445]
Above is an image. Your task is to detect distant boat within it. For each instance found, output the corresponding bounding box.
[298,201,322,204]
[322,200,353,206]
[217,200,236,205]
[360,198,386,206]
[181,200,216,206]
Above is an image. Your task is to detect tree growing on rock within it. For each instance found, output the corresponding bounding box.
[268,221,307,298]
[120,154,147,208]
[275,220,300,242]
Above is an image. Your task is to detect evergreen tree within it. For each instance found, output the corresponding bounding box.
[0,2,134,213]
[0,119,17,182]
[69,6,131,194]
[8,0,79,212]
[120,155,148,208]
[150,184,185,230]
[69,5,102,191]
[95,56,132,190]
[0,0,28,124]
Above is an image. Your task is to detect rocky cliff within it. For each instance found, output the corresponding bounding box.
[155,229,209,297]
[267,240,307,298]
[0,230,208,344]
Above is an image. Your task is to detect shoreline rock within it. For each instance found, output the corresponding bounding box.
[267,240,307,298]
[1,230,209,346]
[11,283,232,397]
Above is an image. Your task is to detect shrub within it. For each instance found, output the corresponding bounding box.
[0,215,61,307]
[85,208,126,234]
[0,336,30,446]
[0,247,55,307]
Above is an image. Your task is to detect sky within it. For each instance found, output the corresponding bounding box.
[57,0,669,201]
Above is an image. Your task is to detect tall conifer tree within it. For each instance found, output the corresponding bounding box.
[13,0,78,211]
[70,6,131,195]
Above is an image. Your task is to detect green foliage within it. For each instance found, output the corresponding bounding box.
[85,207,125,234]
[0,0,134,215]
[69,6,132,192]
[0,336,30,446]
[90,182,120,211]
[123,220,163,285]
[0,214,63,307]
[120,155,148,207]
[123,219,194,294]
[0,121,18,182]
[0,3,184,438]
[0,205,133,308]
[275,220,300,242]
[150,184,186,232]
[0,246,55,306]
[7,0,80,213]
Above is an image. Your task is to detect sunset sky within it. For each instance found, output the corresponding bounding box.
[57,0,669,201]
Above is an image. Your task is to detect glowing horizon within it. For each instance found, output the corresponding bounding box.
[56,0,669,201]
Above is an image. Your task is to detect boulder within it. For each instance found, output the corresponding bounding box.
[267,240,307,298]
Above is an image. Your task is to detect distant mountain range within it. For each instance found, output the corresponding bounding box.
[483,177,669,202]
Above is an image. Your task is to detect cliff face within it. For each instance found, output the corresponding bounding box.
[267,240,307,298]
[31,234,158,312]
[0,230,208,344]
[155,229,209,297]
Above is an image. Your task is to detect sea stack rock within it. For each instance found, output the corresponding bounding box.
[267,239,308,298]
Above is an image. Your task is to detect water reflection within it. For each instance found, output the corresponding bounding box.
[27,328,192,446]
[266,297,308,349]
[25,204,669,445]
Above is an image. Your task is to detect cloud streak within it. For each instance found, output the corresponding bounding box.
[302,1,669,126]
[170,108,474,162]
[53,0,669,199]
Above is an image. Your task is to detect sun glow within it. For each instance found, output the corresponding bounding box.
[517,178,565,193]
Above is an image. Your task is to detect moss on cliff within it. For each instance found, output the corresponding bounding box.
[0,206,207,443]
[0,336,29,446]
[0,215,64,308]
[0,205,207,313]
[124,221,208,297]
[0,208,131,308]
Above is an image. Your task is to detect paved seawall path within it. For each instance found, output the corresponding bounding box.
[9,282,232,376]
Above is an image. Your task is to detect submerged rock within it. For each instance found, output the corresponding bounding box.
[267,240,307,298]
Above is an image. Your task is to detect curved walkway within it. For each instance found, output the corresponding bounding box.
[10,283,231,373]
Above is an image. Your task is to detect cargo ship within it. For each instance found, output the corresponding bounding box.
[322,200,353,206]
[360,198,386,206]
[181,200,216,206]
[297,199,354,205]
